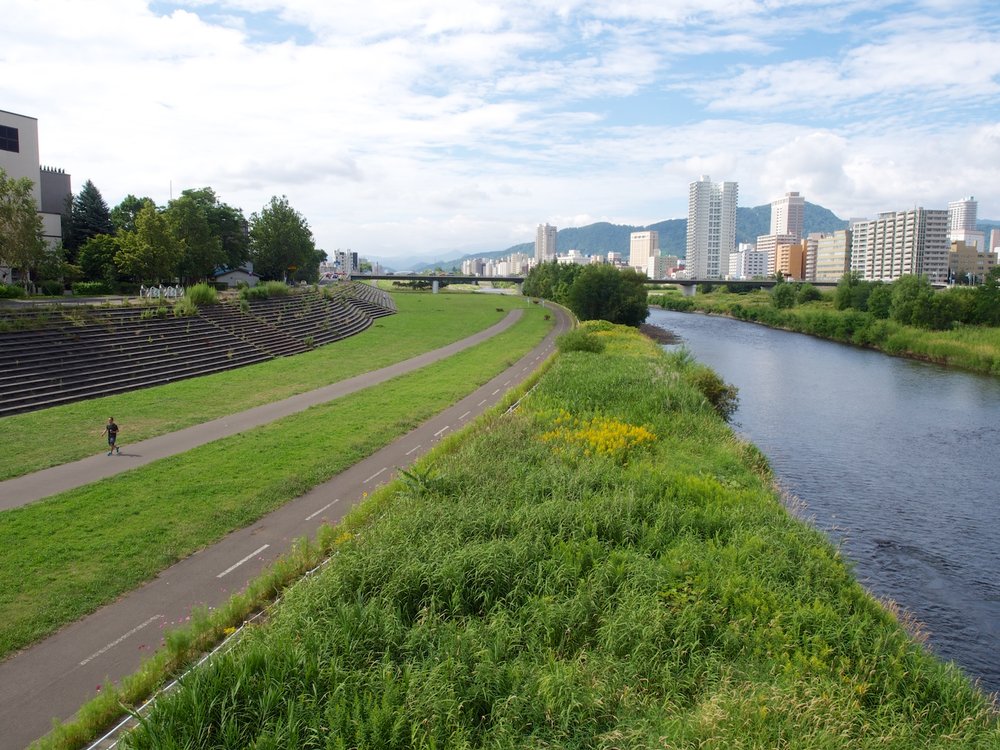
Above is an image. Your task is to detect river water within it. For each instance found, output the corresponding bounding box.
[647,308,1000,695]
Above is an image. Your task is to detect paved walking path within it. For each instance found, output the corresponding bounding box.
[0,304,571,750]
[0,309,523,511]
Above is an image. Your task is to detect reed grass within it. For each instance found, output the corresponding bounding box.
[115,322,997,749]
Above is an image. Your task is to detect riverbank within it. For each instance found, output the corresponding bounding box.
[650,289,1000,376]
[112,322,997,748]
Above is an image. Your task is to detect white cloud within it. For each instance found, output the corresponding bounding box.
[3,0,999,260]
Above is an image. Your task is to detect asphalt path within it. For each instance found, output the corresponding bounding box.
[0,303,571,750]
[1,308,526,510]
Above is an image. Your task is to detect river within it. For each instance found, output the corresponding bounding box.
[647,308,1000,695]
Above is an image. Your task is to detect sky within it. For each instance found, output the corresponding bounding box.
[5,0,1000,262]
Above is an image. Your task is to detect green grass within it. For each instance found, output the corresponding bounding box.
[0,304,552,660]
[0,292,526,480]
[114,322,998,749]
[651,289,1000,375]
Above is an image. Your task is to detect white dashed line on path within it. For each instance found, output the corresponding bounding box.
[217,545,270,579]
[405,444,422,456]
[491,388,501,395]
[363,468,387,484]
[79,615,162,666]
[434,426,450,437]
[305,498,341,521]
[477,399,487,406]
[459,411,471,420]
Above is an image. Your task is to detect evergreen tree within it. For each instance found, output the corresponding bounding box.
[68,180,113,260]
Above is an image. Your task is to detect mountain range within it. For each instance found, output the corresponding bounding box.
[405,202,848,272]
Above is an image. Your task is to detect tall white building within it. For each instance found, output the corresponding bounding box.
[629,230,659,270]
[947,196,985,250]
[686,175,738,279]
[535,223,557,263]
[770,191,805,239]
[850,209,949,283]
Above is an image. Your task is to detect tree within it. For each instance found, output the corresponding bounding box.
[566,264,648,327]
[889,274,935,326]
[111,195,155,235]
[166,189,225,283]
[973,268,1000,326]
[116,203,181,283]
[0,167,46,287]
[771,282,797,309]
[867,283,893,319]
[78,234,122,285]
[249,196,317,281]
[67,180,113,260]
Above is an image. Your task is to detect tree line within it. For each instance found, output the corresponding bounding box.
[523,261,649,327]
[0,168,324,294]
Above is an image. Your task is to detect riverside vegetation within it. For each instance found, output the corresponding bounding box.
[112,323,996,749]
[651,273,1000,376]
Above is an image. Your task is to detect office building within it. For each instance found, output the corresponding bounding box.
[0,110,71,283]
[686,175,738,279]
[948,241,996,283]
[629,230,659,270]
[727,244,767,280]
[535,223,557,263]
[813,230,853,282]
[771,191,805,239]
[850,209,949,283]
[755,233,798,277]
[775,242,806,280]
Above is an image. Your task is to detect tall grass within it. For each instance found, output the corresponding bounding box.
[118,322,998,749]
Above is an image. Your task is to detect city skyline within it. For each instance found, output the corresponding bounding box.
[5,1,1000,260]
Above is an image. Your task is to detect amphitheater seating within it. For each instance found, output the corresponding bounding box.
[0,283,396,417]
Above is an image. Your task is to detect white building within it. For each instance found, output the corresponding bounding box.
[535,223,557,263]
[771,191,805,239]
[686,175,737,279]
[947,196,985,250]
[727,244,767,280]
[629,230,659,270]
[755,233,798,277]
[0,110,71,282]
[851,209,949,283]
[556,249,589,265]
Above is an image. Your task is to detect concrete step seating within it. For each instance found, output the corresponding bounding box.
[0,283,396,417]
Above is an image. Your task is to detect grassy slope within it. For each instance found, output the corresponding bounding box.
[120,323,998,749]
[651,288,1000,376]
[0,292,522,480]
[0,303,552,660]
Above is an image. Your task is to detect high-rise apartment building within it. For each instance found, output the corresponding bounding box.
[686,175,738,279]
[813,230,853,281]
[727,244,767,280]
[629,230,659,270]
[535,223,557,263]
[850,209,949,283]
[770,191,805,239]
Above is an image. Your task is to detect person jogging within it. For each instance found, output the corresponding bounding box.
[101,417,120,455]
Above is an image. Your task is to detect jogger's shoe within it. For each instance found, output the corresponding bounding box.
[116,447,120,454]
[107,452,113,456]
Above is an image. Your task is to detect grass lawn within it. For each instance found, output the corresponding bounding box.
[117,322,998,749]
[0,303,551,660]
[0,292,529,480]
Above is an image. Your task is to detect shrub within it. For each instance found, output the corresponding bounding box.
[0,284,26,299]
[556,329,606,354]
[72,281,111,296]
[771,282,797,309]
[796,283,821,304]
[685,365,739,421]
[186,283,218,306]
[173,297,198,317]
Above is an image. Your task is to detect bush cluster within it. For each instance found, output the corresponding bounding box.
[0,284,26,299]
[185,282,218,306]
[71,281,111,296]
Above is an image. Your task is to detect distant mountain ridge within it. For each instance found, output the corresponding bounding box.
[412,202,848,271]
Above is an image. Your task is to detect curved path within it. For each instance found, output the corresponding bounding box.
[0,303,572,750]
[1,308,523,510]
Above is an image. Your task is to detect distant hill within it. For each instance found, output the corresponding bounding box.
[414,202,849,271]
